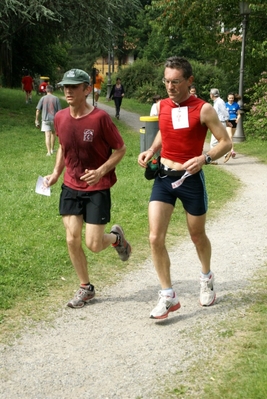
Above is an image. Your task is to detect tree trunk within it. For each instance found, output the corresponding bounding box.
[1,40,13,87]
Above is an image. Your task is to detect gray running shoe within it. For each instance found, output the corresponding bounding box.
[111,224,131,261]
[67,284,95,308]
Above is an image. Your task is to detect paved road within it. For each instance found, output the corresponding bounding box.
[88,96,144,132]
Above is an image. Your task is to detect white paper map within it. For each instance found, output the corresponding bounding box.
[35,176,51,196]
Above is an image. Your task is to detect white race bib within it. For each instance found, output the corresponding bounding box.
[172,106,189,129]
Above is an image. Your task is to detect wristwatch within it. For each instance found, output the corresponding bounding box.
[204,153,213,164]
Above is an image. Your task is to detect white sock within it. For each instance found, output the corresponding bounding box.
[161,288,174,297]
[201,271,211,278]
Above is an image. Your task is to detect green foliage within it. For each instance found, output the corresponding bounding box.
[148,0,267,90]
[243,72,267,140]
[115,59,230,104]
[189,60,233,102]
[134,82,163,104]
[0,0,141,87]
[132,64,166,103]
[115,58,158,98]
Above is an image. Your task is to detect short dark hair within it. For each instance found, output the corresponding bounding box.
[152,94,161,103]
[164,56,193,80]
[46,85,53,92]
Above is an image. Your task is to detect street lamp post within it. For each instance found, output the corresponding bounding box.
[234,1,251,142]
[106,18,112,100]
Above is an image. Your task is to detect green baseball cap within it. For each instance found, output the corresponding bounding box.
[59,69,90,85]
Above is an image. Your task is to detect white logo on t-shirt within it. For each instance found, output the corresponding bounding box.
[83,129,94,142]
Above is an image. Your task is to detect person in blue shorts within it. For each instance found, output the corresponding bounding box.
[138,56,231,320]
[224,93,241,162]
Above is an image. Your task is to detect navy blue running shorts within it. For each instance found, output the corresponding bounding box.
[150,170,208,216]
[59,184,111,224]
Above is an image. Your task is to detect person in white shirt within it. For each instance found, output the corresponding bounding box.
[209,88,229,149]
[150,94,161,116]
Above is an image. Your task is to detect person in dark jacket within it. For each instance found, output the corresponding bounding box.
[108,78,125,119]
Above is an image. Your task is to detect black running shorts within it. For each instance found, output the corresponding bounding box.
[59,184,111,224]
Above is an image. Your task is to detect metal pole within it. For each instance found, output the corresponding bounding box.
[106,18,112,99]
[234,8,249,142]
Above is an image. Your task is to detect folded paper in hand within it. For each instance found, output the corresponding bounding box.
[35,176,51,196]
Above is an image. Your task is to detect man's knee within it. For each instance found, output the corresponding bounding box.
[149,231,165,249]
[85,237,102,253]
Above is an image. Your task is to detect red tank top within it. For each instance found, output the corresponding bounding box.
[159,97,207,164]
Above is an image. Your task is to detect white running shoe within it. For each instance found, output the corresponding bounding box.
[150,291,181,319]
[200,271,216,306]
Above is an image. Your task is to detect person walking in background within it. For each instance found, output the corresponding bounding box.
[138,56,231,320]
[38,78,49,96]
[35,85,61,156]
[43,69,131,309]
[109,78,125,120]
[209,88,229,149]
[224,92,241,163]
[150,94,161,116]
[93,69,104,107]
[189,85,197,97]
[21,70,34,104]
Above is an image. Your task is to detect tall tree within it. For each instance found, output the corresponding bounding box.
[0,0,141,87]
[148,0,267,88]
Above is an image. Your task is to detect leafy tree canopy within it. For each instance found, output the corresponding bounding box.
[147,0,267,87]
[0,0,141,86]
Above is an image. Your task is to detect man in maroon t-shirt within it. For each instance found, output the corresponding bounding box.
[44,69,131,308]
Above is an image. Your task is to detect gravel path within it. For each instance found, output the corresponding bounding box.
[1,102,267,399]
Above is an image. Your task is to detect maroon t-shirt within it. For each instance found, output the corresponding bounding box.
[22,75,33,92]
[54,107,124,191]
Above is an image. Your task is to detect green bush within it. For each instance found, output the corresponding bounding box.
[116,58,158,98]
[243,72,267,140]
[102,58,234,104]
[189,60,232,102]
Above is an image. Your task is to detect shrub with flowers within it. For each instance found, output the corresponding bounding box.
[244,72,267,140]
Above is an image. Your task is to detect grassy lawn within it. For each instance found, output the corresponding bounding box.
[1,88,267,398]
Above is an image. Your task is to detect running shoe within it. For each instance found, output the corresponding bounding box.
[224,152,232,163]
[200,271,216,306]
[67,284,95,308]
[111,224,131,261]
[150,291,181,319]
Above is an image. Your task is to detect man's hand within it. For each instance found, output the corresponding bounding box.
[182,155,205,174]
[138,149,154,168]
[80,169,102,186]
[43,173,59,187]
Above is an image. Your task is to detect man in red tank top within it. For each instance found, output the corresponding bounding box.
[138,56,231,319]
